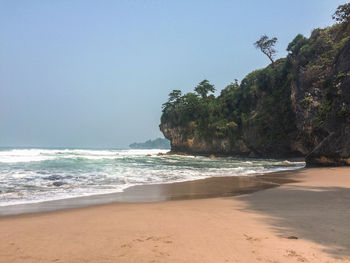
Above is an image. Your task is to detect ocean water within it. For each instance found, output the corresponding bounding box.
[0,148,305,206]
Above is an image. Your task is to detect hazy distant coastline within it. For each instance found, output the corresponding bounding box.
[129,138,170,149]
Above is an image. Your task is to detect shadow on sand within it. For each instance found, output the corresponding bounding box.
[235,184,350,258]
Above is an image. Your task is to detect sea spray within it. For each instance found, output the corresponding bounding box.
[0,148,305,206]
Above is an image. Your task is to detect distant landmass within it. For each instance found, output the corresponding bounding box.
[129,138,170,149]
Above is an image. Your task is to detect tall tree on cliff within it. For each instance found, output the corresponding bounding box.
[332,2,350,23]
[194,80,215,98]
[168,90,182,103]
[162,89,182,114]
[254,35,278,66]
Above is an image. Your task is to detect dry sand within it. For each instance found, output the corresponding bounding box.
[0,167,349,262]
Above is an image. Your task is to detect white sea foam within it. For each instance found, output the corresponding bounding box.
[0,148,169,163]
[0,148,305,206]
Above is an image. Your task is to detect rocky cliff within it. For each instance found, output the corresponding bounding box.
[160,122,250,156]
[291,28,350,165]
[160,22,350,166]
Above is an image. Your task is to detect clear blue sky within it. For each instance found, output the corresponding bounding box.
[0,0,347,148]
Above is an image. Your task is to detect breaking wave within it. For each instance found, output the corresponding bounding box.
[0,148,305,206]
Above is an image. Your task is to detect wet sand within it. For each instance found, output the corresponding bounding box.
[0,170,297,216]
[0,167,349,262]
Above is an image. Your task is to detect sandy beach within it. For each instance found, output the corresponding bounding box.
[0,167,349,263]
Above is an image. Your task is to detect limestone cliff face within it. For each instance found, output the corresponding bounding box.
[240,88,300,158]
[160,122,250,156]
[292,39,350,165]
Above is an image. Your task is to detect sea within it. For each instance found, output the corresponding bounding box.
[0,148,305,207]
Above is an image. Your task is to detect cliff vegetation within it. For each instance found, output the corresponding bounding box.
[160,3,350,166]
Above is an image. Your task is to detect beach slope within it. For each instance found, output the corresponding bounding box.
[0,167,349,263]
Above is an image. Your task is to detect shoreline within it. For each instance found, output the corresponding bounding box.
[162,150,306,160]
[0,167,349,262]
[0,168,303,217]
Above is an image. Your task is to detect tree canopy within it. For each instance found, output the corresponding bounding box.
[168,90,182,103]
[194,80,215,98]
[254,35,278,65]
[332,2,350,23]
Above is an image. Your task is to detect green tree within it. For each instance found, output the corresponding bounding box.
[194,80,215,98]
[254,35,278,66]
[161,90,182,115]
[332,3,350,23]
[168,90,182,103]
[287,34,308,56]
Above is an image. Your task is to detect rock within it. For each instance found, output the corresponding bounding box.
[305,131,350,166]
[52,181,66,187]
[292,38,350,166]
[146,154,152,157]
[209,154,216,159]
[44,175,62,181]
[160,122,251,157]
[286,236,299,240]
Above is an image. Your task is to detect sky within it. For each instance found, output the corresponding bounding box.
[0,0,348,148]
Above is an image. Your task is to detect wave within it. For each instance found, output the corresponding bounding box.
[0,148,169,163]
[0,183,134,207]
[0,148,305,206]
